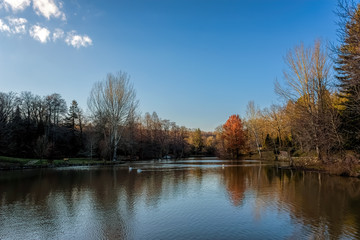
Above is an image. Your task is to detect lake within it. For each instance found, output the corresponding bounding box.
[0,158,359,239]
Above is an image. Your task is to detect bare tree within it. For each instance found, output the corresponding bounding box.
[276,40,340,161]
[44,93,67,126]
[0,92,17,125]
[245,101,263,157]
[0,92,17,154]
[88,72,138,161]
[19,91,34,122]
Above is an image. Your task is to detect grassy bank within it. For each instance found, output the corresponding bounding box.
[0,156,124,170]
[289,157,360,177]
[243,151,360,178]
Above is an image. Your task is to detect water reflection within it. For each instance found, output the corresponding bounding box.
[0,159,359,239]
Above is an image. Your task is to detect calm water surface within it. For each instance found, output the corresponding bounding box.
[1,158,360,239]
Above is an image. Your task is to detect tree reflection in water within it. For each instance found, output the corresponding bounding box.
[0,160,359,239]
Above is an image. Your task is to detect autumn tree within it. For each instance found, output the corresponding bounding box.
[245,101,263,157]
[222,115,246,159]
[132,112,189,159]
[169,124,188,158]
[276,40,340,162]
[214,125,226,157]
[260,104,293,153]
[191,128,204,154]
[88,72,138,161]
[204,134,216,156]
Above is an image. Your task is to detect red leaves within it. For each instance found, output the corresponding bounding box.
[222,115,245,158]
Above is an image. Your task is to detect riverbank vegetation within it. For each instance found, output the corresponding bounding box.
[236,1,360,176]
[1,1,360,176]
[0,155,113,170]
[0,86,216,163]
[215,1,360,176]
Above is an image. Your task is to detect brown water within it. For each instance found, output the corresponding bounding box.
[0,158,360,239]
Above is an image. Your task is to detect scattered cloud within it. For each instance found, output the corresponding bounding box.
[32,0,66,20]
[1,0,66,20]
[1,0,31,12]
[52,27,63,41]
[8,16,27,25]
[7,17,27,34]
[0,17,27,34]
[65,31,92,48]
[29,25,50,43]
[0,0,92,48]
[0,19,11,32]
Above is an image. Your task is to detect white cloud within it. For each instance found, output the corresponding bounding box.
[0,1,93,48]
[7,17,27,34]
[0,19,11,32]
[32,0,66,20]
[1,0,31,12]
[52,27,63,41]
[0,17,27,34]
[7,17,27,25]
[65,31,92,48]
[29,25,50,43]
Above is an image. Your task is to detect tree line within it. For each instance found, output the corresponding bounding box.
[0,74,216,161]
[214,1,360,171]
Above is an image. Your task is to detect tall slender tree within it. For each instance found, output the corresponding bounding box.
[88,72,138,161]
[245,101,263,157]
[276,40,339,161]
[335,2,360,152]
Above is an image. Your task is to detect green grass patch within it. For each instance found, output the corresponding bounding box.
[0,156,35,164]
[0,156,105,167]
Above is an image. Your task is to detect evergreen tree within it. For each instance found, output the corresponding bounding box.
[64,100,84,156]
[335,4,360,151]
[65,100,79,130]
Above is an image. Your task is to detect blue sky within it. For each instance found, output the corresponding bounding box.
[0,0,338,131]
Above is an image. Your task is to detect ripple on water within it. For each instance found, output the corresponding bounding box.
[0,159,360,239]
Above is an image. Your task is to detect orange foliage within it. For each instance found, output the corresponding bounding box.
[222,115,246,158]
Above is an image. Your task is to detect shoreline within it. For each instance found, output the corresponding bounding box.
[0,160,126,171]
[244,152,360,178]
[1,156,359,178]
[275,161,360,178]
